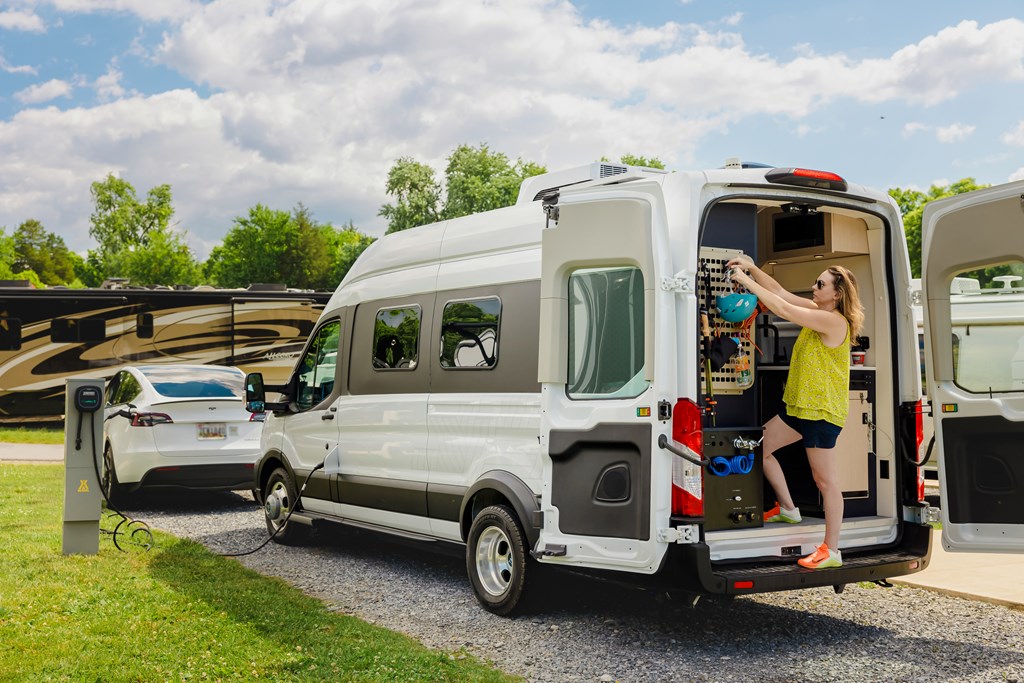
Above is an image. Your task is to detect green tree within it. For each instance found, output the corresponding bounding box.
[13,219,78,285]
[889,178,987,278]
[205,204,339,290]
[378,143,546,233]
[105,229,202,287]
[89,174,174,254]
[441,143,546,220]
[329,220,376,285]
[0,229,18,280]
[378,158,442,234]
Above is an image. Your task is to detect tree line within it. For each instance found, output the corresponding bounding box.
[0,143,990,290]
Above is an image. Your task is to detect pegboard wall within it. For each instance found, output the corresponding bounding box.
[699,246,756,395]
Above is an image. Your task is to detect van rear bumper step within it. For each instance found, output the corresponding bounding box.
[664,522,932,596]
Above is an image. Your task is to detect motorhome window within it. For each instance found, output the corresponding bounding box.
[296,320,341,411]
[0,316,21,351]
[440,297,500,370]
[372,306,420,370]
[50,317,106,343]
[773,211,825,252]
[567,266,648,399]
[136,312,154,339]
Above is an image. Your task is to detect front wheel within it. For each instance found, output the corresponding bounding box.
[466,504,529,616]
[262,467,309,545]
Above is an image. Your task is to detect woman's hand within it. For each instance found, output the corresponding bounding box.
[725,254,755,271]
[729,266,756,290]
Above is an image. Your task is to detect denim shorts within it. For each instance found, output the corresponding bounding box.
[780,412,843,449]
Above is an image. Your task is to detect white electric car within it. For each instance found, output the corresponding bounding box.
[102,364,263,503]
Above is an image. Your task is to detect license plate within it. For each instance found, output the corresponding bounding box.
[197,423,227,440]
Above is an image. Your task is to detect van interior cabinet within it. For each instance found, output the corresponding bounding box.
[758,367,877,518]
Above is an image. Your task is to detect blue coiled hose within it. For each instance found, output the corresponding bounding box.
[708,453,755,476]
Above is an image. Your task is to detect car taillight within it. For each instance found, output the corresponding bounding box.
[249,412,266,422]
[670,398,704,517]
[131,412,173,427]
[765,167,848,192]
[915,398,925,502]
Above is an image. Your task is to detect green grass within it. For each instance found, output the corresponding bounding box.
[0,426,64,444]
[0,464,518,683]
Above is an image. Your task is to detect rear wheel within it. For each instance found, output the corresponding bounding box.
[263,467,309,545]
[101,446,128,509]
[466,504,529,616]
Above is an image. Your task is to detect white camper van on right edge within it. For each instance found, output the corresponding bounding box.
[243,162,1024,615]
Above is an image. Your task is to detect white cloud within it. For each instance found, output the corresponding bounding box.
[3,3,1024,258]
[1002,122,1024,147]
[94,63,126,100]
[0,50,36,74]
[903,121,975,143]
[1010,167,1024,182]
[903,122,928,138]
[935,123,975,143]
[0,9,45,32]
[14,79,73,104]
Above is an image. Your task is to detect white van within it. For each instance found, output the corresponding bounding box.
[245,162,1024,615]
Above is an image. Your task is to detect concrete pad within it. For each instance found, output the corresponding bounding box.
[892,529,1024,609]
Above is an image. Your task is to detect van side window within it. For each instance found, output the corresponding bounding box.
[372,306,420,370]
[567,266,648,399]
[440,297,500,369]
[295,321,340,411]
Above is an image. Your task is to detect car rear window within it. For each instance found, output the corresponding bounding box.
[139,366,244,399]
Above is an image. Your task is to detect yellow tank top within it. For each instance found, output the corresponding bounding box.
[783,321,850,427]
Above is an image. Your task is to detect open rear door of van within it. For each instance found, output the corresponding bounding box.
[921,180,1024,552]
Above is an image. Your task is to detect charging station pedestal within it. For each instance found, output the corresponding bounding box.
[62,379,104,555]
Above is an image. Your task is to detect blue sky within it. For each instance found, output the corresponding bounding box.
[1,0,1023,260]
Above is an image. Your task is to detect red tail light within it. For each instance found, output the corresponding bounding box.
[765,167,848,191]
[915,399,925,502]
[671,398,704,516]
[249,412,266,422]
[131,412,173,427]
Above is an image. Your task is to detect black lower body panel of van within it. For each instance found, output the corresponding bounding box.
[664,522,932,595]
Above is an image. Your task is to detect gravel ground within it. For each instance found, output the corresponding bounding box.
[125,490,1024,683]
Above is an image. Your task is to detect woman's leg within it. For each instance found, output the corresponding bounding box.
[807,446,843,549]
[762,415,802,510]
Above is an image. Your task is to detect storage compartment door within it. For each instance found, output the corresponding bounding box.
[921,181,1024,552]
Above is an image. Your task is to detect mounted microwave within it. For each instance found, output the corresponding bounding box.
[760,209,869,263]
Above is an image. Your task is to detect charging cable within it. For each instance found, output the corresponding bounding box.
[219,461,325,557]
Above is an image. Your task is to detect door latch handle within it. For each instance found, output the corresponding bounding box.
[321,413,335,421]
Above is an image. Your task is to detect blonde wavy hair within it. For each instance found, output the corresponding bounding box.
[827,265,864,338]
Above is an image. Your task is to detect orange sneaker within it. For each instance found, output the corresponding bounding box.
[797,543,842,569]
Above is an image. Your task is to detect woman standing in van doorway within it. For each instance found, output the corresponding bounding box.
[725,255,864,570]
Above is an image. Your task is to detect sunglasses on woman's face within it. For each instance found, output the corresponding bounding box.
[814,279,827,290]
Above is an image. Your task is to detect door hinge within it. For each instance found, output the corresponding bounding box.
[657,525,699,544]
[661,272,693,293]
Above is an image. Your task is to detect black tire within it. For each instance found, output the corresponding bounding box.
[101,446,128,508]
[466,504,529,616]
[262,466,309,545]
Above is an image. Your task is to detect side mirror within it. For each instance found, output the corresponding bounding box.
[245,372,266,413]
